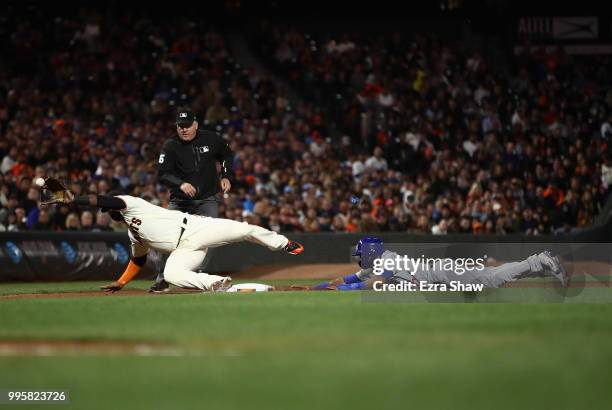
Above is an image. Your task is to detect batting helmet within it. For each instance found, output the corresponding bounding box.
[352,237,384,269]
[352,236,384,256]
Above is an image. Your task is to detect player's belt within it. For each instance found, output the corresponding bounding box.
[176,217,188,247]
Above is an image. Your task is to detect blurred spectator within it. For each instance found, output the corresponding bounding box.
[93,212,113,232]
[431,219,448,235]
[13,208,28,231]
[80,211,94,230]
[65,213,81,231]
[364,147,388,172]
[33,208,52,230]
[1,148,18,175]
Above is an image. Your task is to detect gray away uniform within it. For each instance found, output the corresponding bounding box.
[355,250,560,288]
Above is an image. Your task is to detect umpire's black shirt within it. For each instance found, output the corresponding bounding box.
[158,129,235,200]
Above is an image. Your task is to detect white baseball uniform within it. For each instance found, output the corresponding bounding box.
[116,195,289,290]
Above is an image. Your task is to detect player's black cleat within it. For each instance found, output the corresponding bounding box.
[149,280,170,293]
[284,240,304,255]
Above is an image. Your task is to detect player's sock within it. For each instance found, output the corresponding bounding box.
[342,273,361,284]
[337,282,366,291]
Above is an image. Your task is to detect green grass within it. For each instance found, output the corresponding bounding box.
[1,282,612,410]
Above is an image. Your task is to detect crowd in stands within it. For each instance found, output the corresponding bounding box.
[1,7,611,235]
[249,23,612,234]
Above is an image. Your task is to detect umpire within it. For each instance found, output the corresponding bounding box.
[150,108,235,292]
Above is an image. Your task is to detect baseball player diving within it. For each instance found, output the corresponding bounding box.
[39,178,304,292]
[312,237,569,291]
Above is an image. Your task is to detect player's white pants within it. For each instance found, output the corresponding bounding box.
[163,249,225,290]
[412,254,546,288]
[163,217,289,290]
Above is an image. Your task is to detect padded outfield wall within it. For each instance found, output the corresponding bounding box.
[0,217,610,282]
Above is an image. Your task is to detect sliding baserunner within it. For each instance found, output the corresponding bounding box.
[313,237,568,290]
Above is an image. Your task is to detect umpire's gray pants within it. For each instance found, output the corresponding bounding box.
[154,196,220,285]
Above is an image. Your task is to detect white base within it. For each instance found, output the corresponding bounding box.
[226,283,274,292]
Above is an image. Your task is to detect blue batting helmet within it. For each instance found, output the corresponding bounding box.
[352,237,384,269]
[352,236,384,256]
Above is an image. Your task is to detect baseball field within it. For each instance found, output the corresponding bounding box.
[1,272,612,410]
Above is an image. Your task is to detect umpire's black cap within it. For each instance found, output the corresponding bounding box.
[176,109,196,128]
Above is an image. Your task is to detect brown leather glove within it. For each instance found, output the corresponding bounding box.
[40,178,74,205]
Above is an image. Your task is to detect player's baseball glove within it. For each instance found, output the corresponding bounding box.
[40,178,73,205]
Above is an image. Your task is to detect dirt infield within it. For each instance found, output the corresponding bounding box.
[237,263,355,279]
[1,280,610,300]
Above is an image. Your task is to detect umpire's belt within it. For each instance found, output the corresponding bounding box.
[172,199,205,206]
[171,196,219,206]
[176,217,188,247]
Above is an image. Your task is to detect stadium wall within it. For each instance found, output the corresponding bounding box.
[0,219,610,282]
